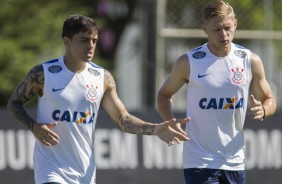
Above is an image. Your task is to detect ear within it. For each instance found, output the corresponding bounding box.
[63,36,70,46]
[233,19,238,30]
[202,23,207,34]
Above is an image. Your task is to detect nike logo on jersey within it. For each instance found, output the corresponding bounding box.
[198,74,209,78]
[52,87,64,92]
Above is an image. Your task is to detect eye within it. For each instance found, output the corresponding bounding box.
[81,39,88,43]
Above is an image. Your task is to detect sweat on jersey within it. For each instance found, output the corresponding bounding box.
[34,57,104,184]
[183,43,252,171]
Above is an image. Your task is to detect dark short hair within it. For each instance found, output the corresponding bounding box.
[62,15,99,38]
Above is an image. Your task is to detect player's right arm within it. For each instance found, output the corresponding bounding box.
[7,64,44,131]
[157,54,190,121]
[7,64,59,146]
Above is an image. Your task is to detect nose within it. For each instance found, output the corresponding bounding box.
[89,40,95,48]
[87,40,95,50]
[220,29,227,38]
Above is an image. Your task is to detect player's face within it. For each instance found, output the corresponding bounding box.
[65,31,98,62]
[203,15,237,53]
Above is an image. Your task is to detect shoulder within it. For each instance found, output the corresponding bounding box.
[104,69,116,90]
[249,52,265,77]
[104,69,113,79]
[21,64,44,96]
[28,59,62,86]
[43,58,60,64]
[171,53,190,82]
[233,43,248,50]
[85,62,104,77]
[41,58,63,74]
[28,64,44,78]
[232,43,251,57]
[188,45,207,59]
[176,53,189,66]
[172,53,189,73]
[88,61,104,71]
[250,52,263,68]
[250,52,261,62]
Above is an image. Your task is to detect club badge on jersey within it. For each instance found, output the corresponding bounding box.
[85,84,99,103]
[230,67,246,85]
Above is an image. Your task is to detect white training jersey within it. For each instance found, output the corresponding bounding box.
[183,43,252,170]
[34,56,104,184]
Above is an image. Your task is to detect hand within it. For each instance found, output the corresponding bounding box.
[154,118,190,146]
[248,95,265,121]
[32,122,59,146]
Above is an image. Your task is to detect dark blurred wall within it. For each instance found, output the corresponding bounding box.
[1,108,282,184]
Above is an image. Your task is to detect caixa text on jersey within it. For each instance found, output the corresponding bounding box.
[52,109,95,124]
[199,97,243,109]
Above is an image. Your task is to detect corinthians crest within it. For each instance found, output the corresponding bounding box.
[231,67,246,85]
[85,84,99,103]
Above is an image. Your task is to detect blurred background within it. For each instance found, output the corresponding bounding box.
[0,0,281,183]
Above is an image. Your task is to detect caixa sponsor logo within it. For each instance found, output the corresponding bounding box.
[199,97,243,109]
[52,110,95,124]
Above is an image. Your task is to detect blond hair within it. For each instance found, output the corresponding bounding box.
[203,1,235,22]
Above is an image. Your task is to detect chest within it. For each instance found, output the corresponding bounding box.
[44,67,104,108]
[190,56,251,91]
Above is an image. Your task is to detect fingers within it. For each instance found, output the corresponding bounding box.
[250,95,257,106]
[167,140,175,146]
[248,95,264,120]
[169,117,190,126]
[248,106,264,120]
[156,117,191,145]
[175,117,191,135]
[172,128,189,141]
[177,117,191,125]
[33,122,59,146]
[167,137,180,146]
[167,117,190,138]
[40,139,51,146]
[47,131,60,145]
[46,121,58,129]
[166,118,190,141]
[250,95,261,107]
[38,130,60,146]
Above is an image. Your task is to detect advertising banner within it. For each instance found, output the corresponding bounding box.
[1,108,281,184]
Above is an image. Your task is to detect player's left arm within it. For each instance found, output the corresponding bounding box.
[249,53,276,120]
[101,70,189,144]
[101,69,155,135]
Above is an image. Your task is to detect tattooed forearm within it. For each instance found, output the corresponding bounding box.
[116,114,156,135]
[7,65,44,131]
[103,69,156,135]
[7,100,37,131]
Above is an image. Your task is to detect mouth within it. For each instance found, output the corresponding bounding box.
[87,51,94,57]
[220,40,229,44]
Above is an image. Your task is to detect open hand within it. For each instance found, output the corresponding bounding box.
[154,117,190,146]
[32,122,59,146]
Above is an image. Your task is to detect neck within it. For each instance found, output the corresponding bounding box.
[207,43,231,57]
[63,55,86,73]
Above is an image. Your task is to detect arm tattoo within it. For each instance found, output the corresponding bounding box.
[7,65,44,131]
[104,69,119,102]
[104,69,116,89]
[117,115,155,135]
[104,70,156,135]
